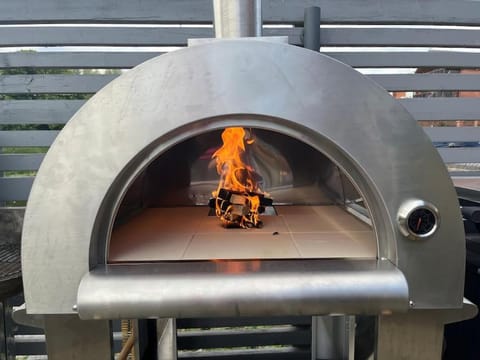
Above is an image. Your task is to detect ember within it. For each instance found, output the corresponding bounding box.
[211,127,272,228]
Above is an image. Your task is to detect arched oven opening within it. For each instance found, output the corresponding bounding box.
[109,128,376,263]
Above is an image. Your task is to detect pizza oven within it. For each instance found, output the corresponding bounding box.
[20,1,476,359]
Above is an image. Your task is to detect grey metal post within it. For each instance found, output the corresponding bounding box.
[213,0,262,38]
[312,316,354,360]
[376,300,477,360]
[44,315,112,360]
[376,313,444,360]
[157,318,176,360]
[0,301,6,360]
[304,6,320,51]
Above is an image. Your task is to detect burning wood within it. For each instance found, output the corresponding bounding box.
[209,188,273,228]
[211,127,272,228]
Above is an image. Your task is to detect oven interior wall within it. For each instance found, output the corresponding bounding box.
[116,129,363,223]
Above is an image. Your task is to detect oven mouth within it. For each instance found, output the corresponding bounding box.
[104,126,378,264]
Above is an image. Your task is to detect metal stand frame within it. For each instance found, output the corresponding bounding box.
[376,299,477,360]
[157,318,176,360]
[44,315,112,360]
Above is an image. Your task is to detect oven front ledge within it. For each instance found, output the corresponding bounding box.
[77,259,408,319]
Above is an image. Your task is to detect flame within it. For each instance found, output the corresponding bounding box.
[212,128,258,193]
[212,127,264,228]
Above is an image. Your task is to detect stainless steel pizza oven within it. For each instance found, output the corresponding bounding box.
[20,1,476,359]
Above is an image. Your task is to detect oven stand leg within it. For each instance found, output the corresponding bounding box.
[311,315,355,360]
[376,299,477,360]
[376,312,443,360]
[157,318,176,360]
[44,315,112,360]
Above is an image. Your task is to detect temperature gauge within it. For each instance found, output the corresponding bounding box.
[398,200,439,240]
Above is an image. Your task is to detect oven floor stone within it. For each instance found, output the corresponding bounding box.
[108,205,376,262]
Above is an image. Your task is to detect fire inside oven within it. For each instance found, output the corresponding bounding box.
[109,127,376,263]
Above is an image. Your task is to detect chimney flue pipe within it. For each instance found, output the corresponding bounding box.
[213,0,262,38]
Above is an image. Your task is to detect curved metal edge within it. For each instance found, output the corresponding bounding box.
[77,259,409,320]
[442,298,478,324]
[93,115,387,270]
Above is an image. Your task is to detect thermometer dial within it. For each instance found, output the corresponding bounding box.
[398,200,439,240]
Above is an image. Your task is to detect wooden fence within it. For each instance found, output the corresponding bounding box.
[1,0,480,204]
[1,0,480,358]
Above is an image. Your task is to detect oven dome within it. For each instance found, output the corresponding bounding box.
[22,39,464,314]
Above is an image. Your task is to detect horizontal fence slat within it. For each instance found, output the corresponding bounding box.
[0,52,162,69]
[3,137,477,172]
[0,154,45,171]
[178,347,310,360]
[424,127,480,142]
[401,98,480,121]
[370,74,480,92]
[452,171,480,177]
[0,75,117,94]
[0,177,33,202]
[1,0,480,25]
[437,148,480,163]
[0,100,83,124]
[0,27,211,47]
[2,67,480,97]
[14,335,46,356]
[0,131,60,147]
[321,28,480,48]
[3,27,480,48]
[329,51,480,69]
[3,74,480,96]
[0,27,302,47]
[1,98,479,130]
[14,324,44,336]
[2,51,480,70]
[177,327,311,350]
[177,317,312,329]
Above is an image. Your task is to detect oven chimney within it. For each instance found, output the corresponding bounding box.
[213,0,262,38]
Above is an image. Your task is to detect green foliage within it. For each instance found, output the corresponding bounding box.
[0,67,78,75]
[2,147,48,154]
[0,124,64,130]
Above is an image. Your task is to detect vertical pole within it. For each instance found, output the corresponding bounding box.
[157,318,176,360]
[312,315,353,360]
[213,0,262,38]
[303,6,320,51]
[0,301,6,360]
[4,299,15,360]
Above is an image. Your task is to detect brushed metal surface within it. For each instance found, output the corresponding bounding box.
[213,0,262,38]
[77,259,408,319]
[44,315,111,360]
[376,299,478,360]
[22,40,464,314]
